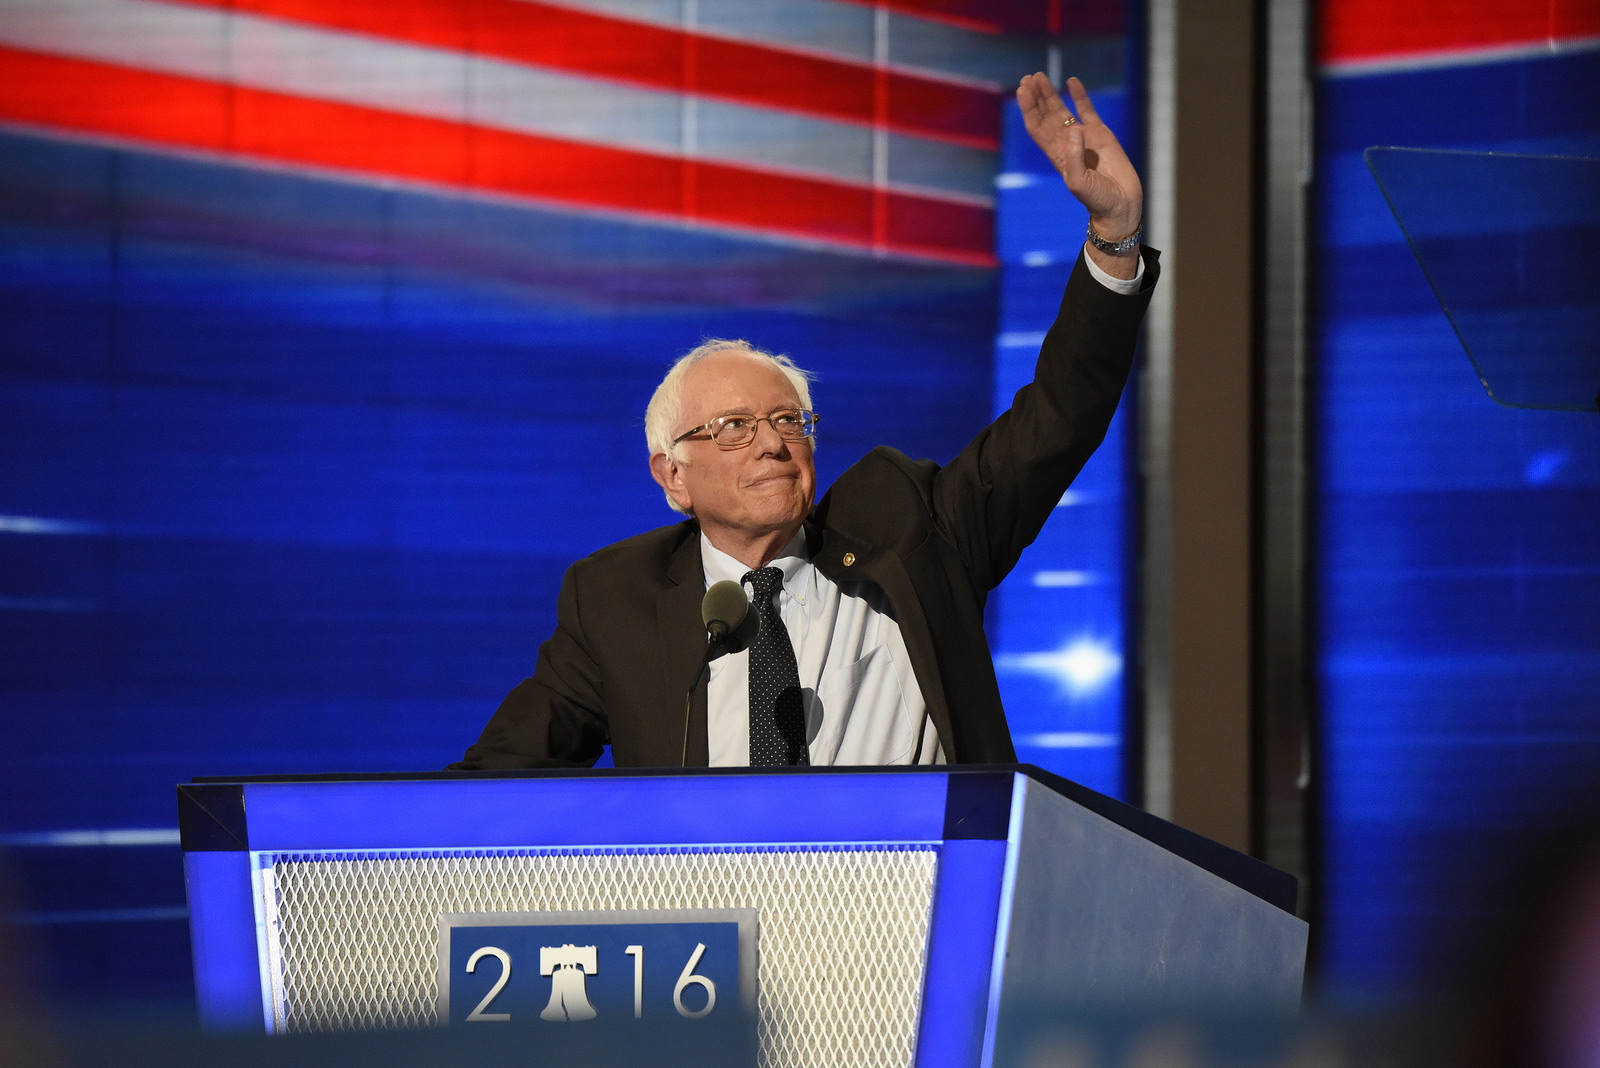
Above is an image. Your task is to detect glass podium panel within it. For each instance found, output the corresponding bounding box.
[1366,148,1600,413]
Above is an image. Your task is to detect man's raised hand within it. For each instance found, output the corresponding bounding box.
[1016,74,1143,276]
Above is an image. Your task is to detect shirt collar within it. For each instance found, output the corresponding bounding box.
[699,530,813,608]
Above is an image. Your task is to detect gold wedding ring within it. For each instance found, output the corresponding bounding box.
[1062,115,1078,127]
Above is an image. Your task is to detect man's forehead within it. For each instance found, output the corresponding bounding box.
[682,351,800,411]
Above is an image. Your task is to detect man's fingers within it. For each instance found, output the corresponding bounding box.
[1065,76,1101,125]
[1019,72,1076,130]
[1015,73,1143,231]
[1016,72,1089,186]
[1058,123,1086,180]
[1016,83,1043,126]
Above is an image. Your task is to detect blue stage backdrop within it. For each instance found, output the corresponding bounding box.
[991,87,1135,797]
[1313,34,1600,1000]
[0,0,1135,1011]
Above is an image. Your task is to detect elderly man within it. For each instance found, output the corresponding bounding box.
[454,75,1159,769]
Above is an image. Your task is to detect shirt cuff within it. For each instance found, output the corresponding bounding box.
[1082,241,1144,294]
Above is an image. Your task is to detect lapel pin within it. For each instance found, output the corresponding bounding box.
[842,552,856,566]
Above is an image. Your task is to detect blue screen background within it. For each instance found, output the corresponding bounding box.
[1312,48,1600,999]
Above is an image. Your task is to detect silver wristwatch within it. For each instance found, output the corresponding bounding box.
[1086,219,1142,254]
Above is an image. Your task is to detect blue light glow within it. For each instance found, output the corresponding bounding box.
[1030,570,1100,588]
[997,637,1124,699]
[1012,732,1118,749]
[0,514,108,535]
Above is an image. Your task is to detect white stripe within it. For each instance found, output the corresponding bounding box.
[695,0,875,63]
[889,132,997,203]
[0,0,991,200]
[872,5,889,196]
[551,0,1018,87]
[1322,35,1600,78]
[230,15,471,125]
[471,53,683,155]
[681,0,699,158]
[0,514,108,535]
[697,96,871,183]
[996,331,1047,348]
[0,0,229,81]
[549,0,681,28]
[1015,732,1119,748]
[1031,570,1101,588]
[0,828,182,846]
[886,10,1034,90]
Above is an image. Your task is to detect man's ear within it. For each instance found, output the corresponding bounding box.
[649,451,693,513]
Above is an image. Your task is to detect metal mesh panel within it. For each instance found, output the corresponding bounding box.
[262,846,939,1068]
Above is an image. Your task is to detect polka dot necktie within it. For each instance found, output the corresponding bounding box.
[743,567,809,766]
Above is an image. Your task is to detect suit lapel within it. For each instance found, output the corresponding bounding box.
[659,532,710,766]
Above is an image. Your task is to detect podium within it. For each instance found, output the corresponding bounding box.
[178,767,1306,1067]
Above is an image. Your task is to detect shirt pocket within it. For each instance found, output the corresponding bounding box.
[814,644,917,764]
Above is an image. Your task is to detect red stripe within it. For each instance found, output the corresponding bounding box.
[886,69,1000,148]
[158,0,1000,147]
[0,44,234,152]
[0,46,993,264]
[682,25,698,219]
[1051,0,1126,37]
[1321,0,1600,64]
[887,194,994,261]
[873,62,890,250]
[834,0,1121,35]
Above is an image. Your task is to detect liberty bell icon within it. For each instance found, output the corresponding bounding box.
[539,944,599,1021]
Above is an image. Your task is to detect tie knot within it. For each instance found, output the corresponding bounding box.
[744,566,783,601]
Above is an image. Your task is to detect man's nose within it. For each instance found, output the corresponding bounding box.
[751,416,790,455]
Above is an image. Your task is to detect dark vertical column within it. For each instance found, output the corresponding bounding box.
[1255,0,1313,902]
[1141,0,1262,855]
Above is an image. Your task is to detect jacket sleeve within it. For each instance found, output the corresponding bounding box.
[448,563,610,769]
[929,246,1159,592]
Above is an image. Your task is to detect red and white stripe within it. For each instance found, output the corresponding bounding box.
[0,0,1084,263]
[1320,0,1600,72]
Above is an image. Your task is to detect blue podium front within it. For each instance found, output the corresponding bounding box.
[179,767,1306,1067]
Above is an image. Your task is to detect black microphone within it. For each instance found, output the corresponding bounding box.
[683,580,760,766]
[702,579,759,654]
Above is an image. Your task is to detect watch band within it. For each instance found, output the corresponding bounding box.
[1086,218,1142,254]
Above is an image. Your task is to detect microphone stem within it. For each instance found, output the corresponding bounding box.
[681,637,717,767]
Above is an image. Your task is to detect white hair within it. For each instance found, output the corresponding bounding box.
[645,338,815,515]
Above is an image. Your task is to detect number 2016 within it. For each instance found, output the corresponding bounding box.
[463,943,716,1021]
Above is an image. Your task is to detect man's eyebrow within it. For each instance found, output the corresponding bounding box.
[705,406,798,419]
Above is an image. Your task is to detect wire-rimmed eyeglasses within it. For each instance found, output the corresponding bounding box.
[672,408,820,450]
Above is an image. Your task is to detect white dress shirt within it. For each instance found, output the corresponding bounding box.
[701,531,943,766]
[1085,247,1143,294]
[701,245,1142,765]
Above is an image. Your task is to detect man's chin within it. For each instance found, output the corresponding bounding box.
[745,498,810,536]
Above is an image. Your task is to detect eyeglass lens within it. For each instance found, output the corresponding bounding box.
[713,411,814,445]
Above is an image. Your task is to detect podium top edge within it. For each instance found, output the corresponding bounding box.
[187,765,1021,785]
[176,765,1298,915]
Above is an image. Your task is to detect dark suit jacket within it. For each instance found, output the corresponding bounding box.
[456,248,1159,768]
